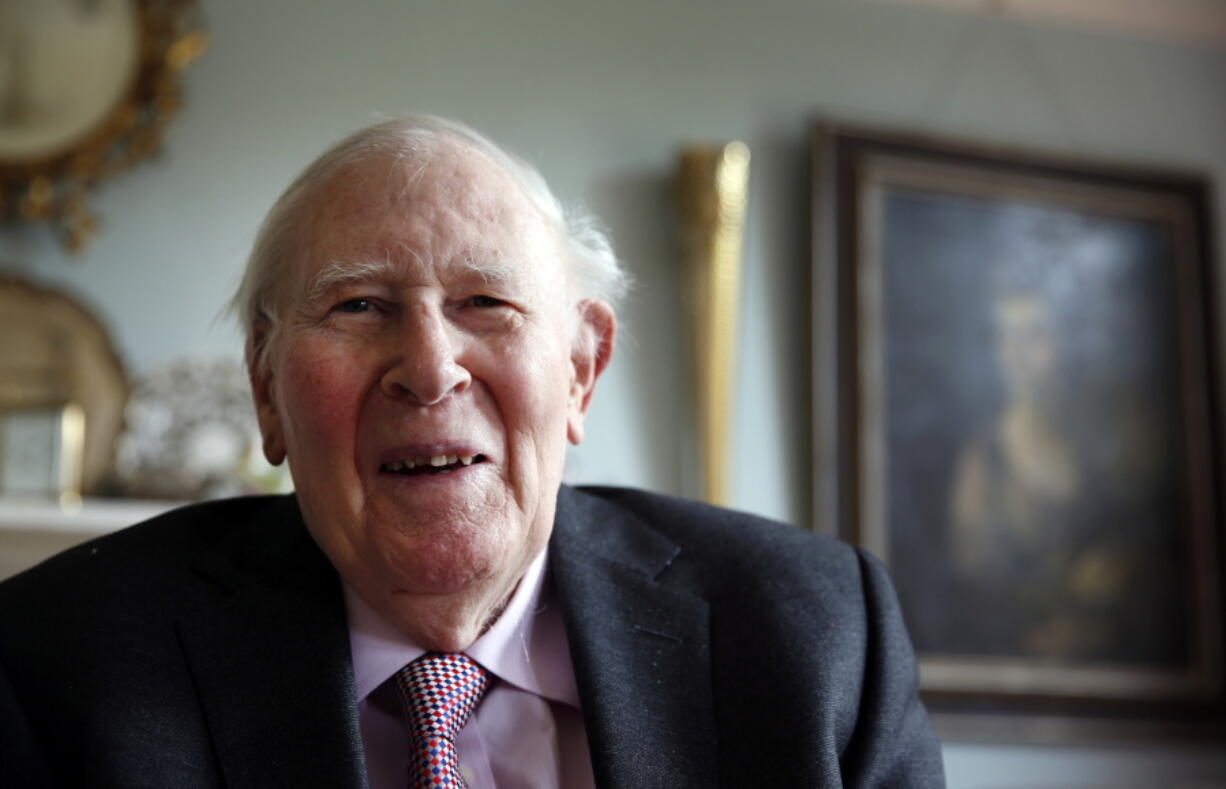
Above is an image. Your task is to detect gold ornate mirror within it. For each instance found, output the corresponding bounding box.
[0,0,206,251]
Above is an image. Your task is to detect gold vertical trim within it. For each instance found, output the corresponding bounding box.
[58,403,86,511]
[678,142,751,506]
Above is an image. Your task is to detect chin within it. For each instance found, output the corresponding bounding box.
[373,525,507,596]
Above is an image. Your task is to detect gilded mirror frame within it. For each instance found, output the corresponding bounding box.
[0,0,206,251]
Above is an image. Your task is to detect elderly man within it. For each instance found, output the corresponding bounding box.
[0,117,944,788]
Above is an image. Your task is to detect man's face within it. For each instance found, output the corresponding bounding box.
[251,143,609,632]
[995,295,1057,400]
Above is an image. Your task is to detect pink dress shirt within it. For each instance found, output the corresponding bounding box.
[343,547,596,789]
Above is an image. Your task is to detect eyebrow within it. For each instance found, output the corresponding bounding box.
[303,258,397,304]
[459,256,521,289]
[302,253,525,304]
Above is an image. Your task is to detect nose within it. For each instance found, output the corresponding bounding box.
[380,303,471,405]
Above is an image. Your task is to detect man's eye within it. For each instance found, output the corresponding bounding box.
[468,295,505,308]
[336,298,372,313]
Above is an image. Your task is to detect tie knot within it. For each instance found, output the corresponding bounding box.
[395,652,491,742]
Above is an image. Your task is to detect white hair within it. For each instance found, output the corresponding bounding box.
[231,114,628,371]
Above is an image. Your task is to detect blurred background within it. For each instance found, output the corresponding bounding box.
[2,0,1225,784]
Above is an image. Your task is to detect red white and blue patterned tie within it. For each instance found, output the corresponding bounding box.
[395,652,491,789]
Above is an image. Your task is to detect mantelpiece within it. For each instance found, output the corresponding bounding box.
[0,496,177,580]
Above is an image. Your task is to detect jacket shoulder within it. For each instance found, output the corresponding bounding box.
[568,484,864,599]
[0,495,289,611]
[563,486,944,786]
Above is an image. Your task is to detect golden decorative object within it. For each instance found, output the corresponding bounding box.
[0,0,207,252]
[0,275,128,495]
[677,142,751,506]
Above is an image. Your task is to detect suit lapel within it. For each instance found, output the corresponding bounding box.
[176,497,367,788]
[551,487,718,788]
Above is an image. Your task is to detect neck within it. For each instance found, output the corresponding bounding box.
[349,561,531,653]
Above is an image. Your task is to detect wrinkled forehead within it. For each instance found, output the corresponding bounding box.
[326,141,531,214]
[285,142,563,297]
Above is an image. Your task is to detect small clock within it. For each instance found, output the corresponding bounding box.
[0,403,85,507]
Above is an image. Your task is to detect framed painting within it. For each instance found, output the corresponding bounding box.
[813,123,1223,722]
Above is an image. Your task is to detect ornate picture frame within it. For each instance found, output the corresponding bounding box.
[0,274,128,496]
[812,122,1223,728]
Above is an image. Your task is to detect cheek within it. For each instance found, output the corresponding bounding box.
[500,344,574,456]
[278,343,369,456]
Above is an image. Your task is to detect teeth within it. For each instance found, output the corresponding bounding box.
[386,454,479,472]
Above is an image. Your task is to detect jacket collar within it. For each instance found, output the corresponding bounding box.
[176,495,368,788]
[550,485,718,788]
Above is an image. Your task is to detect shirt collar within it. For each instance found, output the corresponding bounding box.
[343,545,580,708]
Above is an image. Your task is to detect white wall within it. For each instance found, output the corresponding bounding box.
[3,0,1224,782]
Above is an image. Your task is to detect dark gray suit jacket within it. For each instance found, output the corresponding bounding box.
[0,486,944,787]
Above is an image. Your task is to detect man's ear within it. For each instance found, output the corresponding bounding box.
[567,299,617,445]
[248,322,286,465]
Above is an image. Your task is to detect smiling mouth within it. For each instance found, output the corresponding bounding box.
[379,454,488,476]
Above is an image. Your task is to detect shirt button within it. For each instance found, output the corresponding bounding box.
[460,764,475,784]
